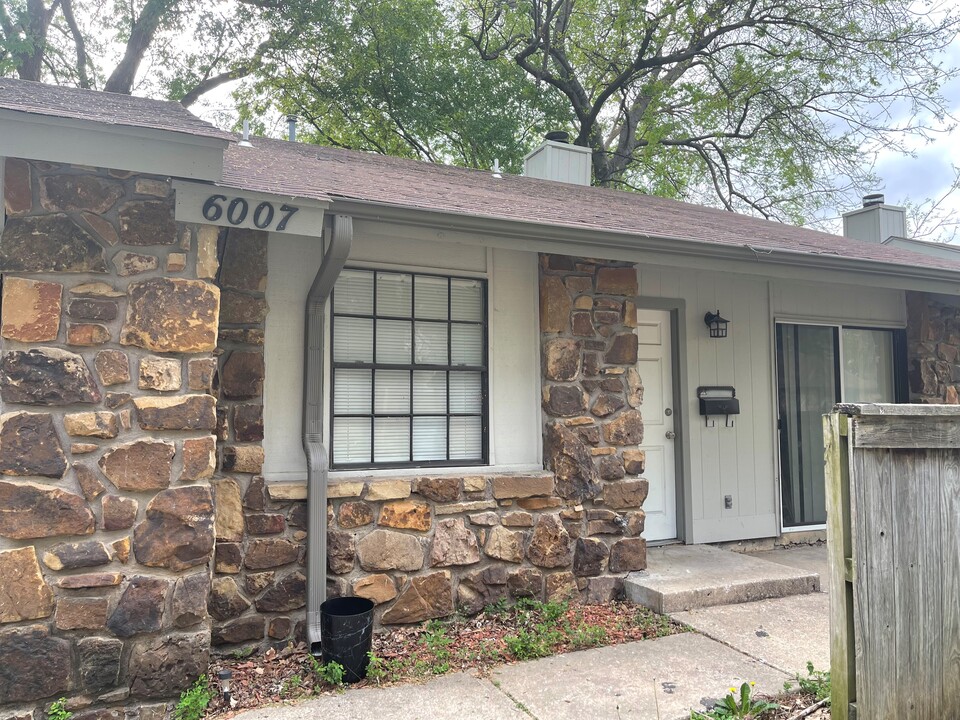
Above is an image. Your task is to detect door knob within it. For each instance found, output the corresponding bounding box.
[665,430,676,440]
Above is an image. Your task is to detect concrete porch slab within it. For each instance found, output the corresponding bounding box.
[624,545,820,613]
[672,591,831,676]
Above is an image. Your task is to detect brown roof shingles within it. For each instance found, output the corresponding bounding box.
[0,79,233,142]
[0,77,954,275]
[223,137,960,274]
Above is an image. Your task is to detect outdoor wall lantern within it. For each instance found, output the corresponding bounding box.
[704,310,730,338]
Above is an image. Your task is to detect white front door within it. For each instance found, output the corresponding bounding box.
[635,308,678,541]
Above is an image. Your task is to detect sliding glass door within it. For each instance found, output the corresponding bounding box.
[776,323,904,529]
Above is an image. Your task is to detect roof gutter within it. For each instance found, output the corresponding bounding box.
[328,198,960,289]
[304,214,352,654]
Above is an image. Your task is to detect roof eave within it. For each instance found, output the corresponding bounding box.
[0,109,228,181]
[329,197,960,290]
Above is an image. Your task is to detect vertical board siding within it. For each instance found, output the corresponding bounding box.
[771,280,906,326]
[639,265,776,542]
[828,407,960,719]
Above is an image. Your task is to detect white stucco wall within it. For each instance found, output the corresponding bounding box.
[262,221,541,482]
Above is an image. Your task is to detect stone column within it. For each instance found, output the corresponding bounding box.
[538,254,648,601]
[0,159,219,717]
[906,290,960,403]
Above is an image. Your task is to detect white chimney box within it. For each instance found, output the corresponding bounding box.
[842,194,907,243]
[523,139,592,186]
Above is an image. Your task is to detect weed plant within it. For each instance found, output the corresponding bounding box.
[47,698,72,720]
[691,682,779,719]
[309,657,346,688]
[173,676,214,720]
[784,662,831,705]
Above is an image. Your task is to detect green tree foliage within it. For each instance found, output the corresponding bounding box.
[250,0,570,174]
[0,0,275,103]
[460,0,960,220]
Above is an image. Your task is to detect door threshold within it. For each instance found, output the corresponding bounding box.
[647,538,683,548]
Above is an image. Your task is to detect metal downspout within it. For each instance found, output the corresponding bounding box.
[304,214,352,654]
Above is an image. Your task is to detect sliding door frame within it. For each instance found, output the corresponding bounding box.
[774,320,907,533]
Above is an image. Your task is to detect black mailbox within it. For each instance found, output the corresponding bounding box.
[699,396,740,417]
[697,386,739,427]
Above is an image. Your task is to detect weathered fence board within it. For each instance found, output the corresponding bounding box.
[853,415,960,448]
[941,455,960,708]
[826,405,960,719]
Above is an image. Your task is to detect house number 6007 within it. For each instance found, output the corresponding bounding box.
[202,195,300,231]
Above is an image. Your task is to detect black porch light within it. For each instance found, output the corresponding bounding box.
[704,310,730,338]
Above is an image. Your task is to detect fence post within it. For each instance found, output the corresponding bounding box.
[824,411,853,719]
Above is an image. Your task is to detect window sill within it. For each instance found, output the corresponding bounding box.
[264,464,550,503]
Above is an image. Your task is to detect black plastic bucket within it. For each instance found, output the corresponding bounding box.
[319,596,375,683]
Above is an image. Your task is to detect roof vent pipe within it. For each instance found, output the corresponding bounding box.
[238,119,253,148]
[545,130,570,143]
[304,215,352,655]
[287,115,298,142]
[862,193,885,207]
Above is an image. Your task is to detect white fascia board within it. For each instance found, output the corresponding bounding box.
[0,110,227,181]
[172,180,330,239]
[328,198,960,295]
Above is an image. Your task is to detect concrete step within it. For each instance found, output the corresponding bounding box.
[624,544,820,613]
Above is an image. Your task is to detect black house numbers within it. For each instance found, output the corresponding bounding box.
[202,194,300,231]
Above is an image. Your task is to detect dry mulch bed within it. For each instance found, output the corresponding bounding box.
[204,599,830,719]
[763,694,830,719]
[206,600,684,715]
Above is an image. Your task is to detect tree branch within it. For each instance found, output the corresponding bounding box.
[59,0,90,88]
[104,0,179,94]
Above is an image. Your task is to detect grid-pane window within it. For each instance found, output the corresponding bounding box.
[331,269,487,468]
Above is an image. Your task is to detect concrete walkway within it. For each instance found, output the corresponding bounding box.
[232,546,830,720]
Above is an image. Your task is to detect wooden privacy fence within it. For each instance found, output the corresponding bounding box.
[825,404,960,720]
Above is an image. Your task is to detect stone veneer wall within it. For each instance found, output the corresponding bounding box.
[0,159,226,719]
[214,470,584,635]
[538,253,649,591]
[906,291,960,403]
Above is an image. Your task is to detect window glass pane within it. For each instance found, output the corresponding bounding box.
[376,320,412,363]
[451,324,483,366]
[415,275,447,319]
[331,270,487,468]
[842,328,895,403]
[334,269,373,315]
[374,370,410,414]
[415,322,448,364]
[374,417,410,462]
[376,272,412,317]
[412,371,446,413]
[449,372,481,413]
[333,317,373,363]
[333,417,371,464]
[449,416,481,460]
[333,369,371,414]
[413,417,447,461]
[451,278,483,322]
[776,324,836,528]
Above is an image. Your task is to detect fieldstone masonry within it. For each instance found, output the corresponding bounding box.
[0,158,222,719]
[906,291,960,403]
[538,254,648,590]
